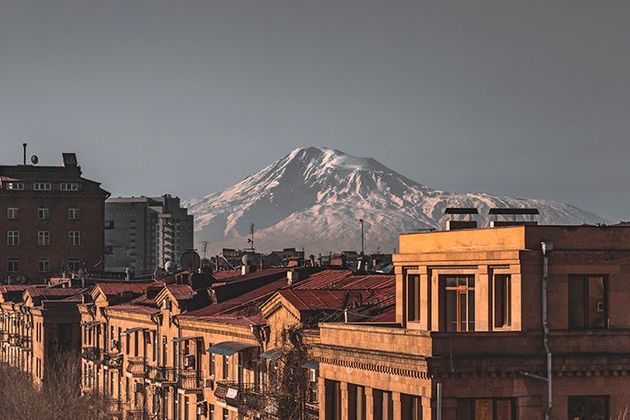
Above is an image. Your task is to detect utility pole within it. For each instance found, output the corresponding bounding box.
[359,219,364,255]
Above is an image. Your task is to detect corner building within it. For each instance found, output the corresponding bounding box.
[315,225,630,420]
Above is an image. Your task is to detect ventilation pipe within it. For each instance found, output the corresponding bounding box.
[541,241,553,420]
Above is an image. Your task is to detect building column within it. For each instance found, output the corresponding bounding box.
[318,379,326,420]
[341,382,349,420]
[392,392,401,420]
[365,386,374,420]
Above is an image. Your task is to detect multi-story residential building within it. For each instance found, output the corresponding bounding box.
[0,285,86,387]
[0,152,109,283]
[104,195,194,275]
[315,225,630,420]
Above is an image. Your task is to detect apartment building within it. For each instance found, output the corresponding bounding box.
[314,225,630,420]
[76,265,395,420]
[0,285,86,387]
[0,152,109,283]
[104,195,194,275]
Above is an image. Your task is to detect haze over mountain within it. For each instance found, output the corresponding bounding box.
[186,147,606,254]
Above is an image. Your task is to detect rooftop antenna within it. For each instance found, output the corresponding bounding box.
[201,241,208,260]
[247,223,255,251]
[22,143,27,165]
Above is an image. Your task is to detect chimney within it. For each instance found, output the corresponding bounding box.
[286,270,299,286]
[444,207,478,230]
[241,265,251,275]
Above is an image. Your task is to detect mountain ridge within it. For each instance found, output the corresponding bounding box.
[185,146,606,253]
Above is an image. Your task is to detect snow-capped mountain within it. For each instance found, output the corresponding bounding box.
[186,146,605,254]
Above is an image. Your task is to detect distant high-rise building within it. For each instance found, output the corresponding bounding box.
[0,151,109,283]
[104,195,194,274]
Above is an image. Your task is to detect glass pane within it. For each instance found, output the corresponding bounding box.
[446,277,458,288]
[456,400,474,420]
[468,290,475,331]
[474,399,493,420]
[588,276,607,328]
[496,400,513,420]
[495,276,506,327]
[446,291,457,332]
[459,293,467,331]
[569,276,587,328]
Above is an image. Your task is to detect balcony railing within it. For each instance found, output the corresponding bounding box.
[103,353,123,369]
[147,366,177,384]
[106,399,123,416]
[178,370,201,392]
[81,347,101,362]
[214,381,264,412]
[126,356,147,377]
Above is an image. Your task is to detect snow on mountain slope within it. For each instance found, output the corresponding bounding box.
[185,146,606,253]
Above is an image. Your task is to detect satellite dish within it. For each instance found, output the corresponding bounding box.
[31,155,39,165]
[180,250,201,272]
[164,260,176,274]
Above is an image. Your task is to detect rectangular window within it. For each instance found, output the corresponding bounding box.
[33,183,51,191]
[68,208,79,220]
[60,183,79,191]
[7,259,19,273]
[222,408,228,420]
[569,275,608,329]
[134,331,139,357]
[209,404,214,420]
[68,259,80,272]
[38,259,50,273]
[407,274,421,322]
[38,207,50,220]
[222,355,229,380]
[37,231,50,246]
[401,394,422,420]
[7,231,19,246]
[7,208,18,220]
[6,182,24,190]
[493,275,511,328]
[442,275,475,332]
[68,231,81,246]
[457,398,515,420]
[210,352,215,377]
[568,395,609,420]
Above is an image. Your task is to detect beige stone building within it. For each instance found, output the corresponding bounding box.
[315,225,630,420]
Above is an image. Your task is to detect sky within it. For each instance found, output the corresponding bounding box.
[0,0,628,221]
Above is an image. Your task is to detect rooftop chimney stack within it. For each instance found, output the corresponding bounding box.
[444,208,478,230]
[489,208,539,227]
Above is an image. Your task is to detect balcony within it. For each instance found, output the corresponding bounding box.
[106,399,123,417]
[178,369,202,393]
[81,347,101,362]
[147,366,177,385]
[126,356,147,378]
[214,381,264,412]
[103,353,123,370]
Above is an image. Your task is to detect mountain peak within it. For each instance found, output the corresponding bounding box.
[187,147,606,253]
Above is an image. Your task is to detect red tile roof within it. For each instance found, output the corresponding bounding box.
[95,282,157,297]
[166,284,196,302]
[211,270,242,280]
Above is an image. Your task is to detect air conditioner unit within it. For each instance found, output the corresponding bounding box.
[183,355,195,369]
[203,378,214,389]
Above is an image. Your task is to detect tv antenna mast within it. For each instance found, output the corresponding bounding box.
[247,223,255,251]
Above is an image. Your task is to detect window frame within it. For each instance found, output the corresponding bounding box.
[7,207,18,220]
[568,274,609,330]
[68,208,80,220]
[493,274,512,329]
[406,270,422,323]
[37,231,50,246]
[37,207,50,220]
[7,258,19,273]
[440,275,476,332]
[7,231,19,246]
[38,259,50,273]
[68,231,81,246]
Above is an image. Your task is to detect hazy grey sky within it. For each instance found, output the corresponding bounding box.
[0,1,628,221]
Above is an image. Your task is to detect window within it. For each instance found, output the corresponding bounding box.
[38,259,50,273]
[373,389,393,420]
[457,398,515,420]
[209,404,214,420]
[568,395,609,420]
[68,258,80,272]
[493,275,511,329]
[7,259,19,273]
[7,231,19,246]
[441,275,475,332]
[60,183,79,191]
[38,207,50,220]
[210,353,215,377]
[222,355,229,379]
[104,220,115,229]
[7,208,18,220]
[68,231,81,246]
[407,274,421,322]
[569,275,608,329]
[68,208,79,220]
[222,408,228,420]
[37,231,50,246]
[6,182,24,190]
[33,183,51,191]
[401,394,422,420]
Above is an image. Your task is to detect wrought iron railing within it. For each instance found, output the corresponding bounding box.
[126,356,147,377]
[147,366,177,384]
[178,369,201,391]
